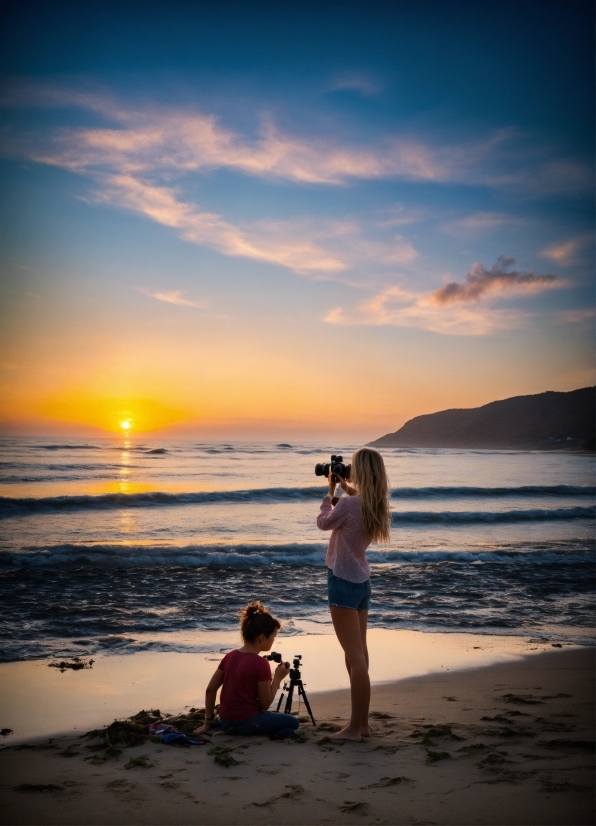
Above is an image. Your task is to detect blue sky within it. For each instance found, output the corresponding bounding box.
[0,1,594,439]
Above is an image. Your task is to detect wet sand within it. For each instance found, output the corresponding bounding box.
[0,647,593,825]
[0,628,560,743]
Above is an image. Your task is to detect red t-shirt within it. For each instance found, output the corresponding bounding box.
[218,649,272,721]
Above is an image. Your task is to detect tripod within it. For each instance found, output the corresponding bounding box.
[276,655,316,725]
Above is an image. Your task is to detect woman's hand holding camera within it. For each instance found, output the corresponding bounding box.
[275,661,290,680]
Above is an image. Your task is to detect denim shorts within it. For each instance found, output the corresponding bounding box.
[327,568,371,610]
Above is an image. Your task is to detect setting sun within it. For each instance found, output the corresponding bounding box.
[120,421,131,431]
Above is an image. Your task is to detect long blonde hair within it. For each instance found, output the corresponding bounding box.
[351,448,390,543]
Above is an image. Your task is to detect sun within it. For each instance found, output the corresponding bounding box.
[120,420,131,431]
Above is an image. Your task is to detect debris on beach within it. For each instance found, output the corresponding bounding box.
[426,748,451,763]
[339,801,368,813]
[410,724,464,747]
[124,754,153,769]
[208,745,242,767]
[362,776,413,788]
[81,707,210,762]
[48,657,94,672]
[316,722,341,732]
[501,693,544,705]
[1,728,13,737]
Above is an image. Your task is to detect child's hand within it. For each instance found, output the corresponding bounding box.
[275,661,290,680]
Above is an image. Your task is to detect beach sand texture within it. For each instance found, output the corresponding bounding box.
[1,648,593,826]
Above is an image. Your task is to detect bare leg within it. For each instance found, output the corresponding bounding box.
[329,606,370,741]
[358,610,370,736]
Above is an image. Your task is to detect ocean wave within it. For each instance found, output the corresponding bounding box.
[0,542,328,569]
[0,486,325,515]
[392,506,595,524]
[1,485,593,516]
[34,444,101,450]
[391,485,595,498]
[1,542,592,570]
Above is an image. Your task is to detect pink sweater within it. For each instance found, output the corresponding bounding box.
[317,494,371,583]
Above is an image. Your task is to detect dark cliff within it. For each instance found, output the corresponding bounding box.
[369,387,595,451]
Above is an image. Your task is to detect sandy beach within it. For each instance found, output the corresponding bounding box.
[1,646,593,826]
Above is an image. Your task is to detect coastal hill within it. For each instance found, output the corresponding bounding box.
[369,387,595,451]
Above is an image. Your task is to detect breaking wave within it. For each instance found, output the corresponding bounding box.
[1,542,592,570]
[1,485,593,516]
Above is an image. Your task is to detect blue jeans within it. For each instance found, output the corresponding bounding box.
[220,711,299,740]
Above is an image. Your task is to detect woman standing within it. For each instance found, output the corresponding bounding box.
[317,447,390,742]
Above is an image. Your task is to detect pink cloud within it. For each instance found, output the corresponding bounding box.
[325,257,566,335]
[138,288,204,308]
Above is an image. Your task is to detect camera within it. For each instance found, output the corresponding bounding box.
[266,651,290,667]
[315,454,351,480]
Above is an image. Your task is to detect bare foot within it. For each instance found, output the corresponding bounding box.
[330,726,362,742]
[361,727,371,738]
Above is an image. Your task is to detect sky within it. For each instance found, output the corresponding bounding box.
[0,0,594,441]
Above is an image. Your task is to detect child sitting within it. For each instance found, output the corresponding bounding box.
[193,601,300,740]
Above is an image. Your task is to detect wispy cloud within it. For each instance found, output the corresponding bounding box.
[325,286,527,336]
[138,288,205,308]
[325,257,564,335]
[554,308,595,325]
[428,257,558,306]
[329,71,383,96]
[541,234,593,267]
[1,83,591,280]
[4,83,590,193]
[443,211,525,233]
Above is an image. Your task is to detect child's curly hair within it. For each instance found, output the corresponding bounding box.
[240,601,281,642]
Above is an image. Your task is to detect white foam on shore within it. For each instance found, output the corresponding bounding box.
[0,628,565,743]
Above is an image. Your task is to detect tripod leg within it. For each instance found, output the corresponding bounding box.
[276,691,284,713]
[297,683,316,726]
[284,682,295,715]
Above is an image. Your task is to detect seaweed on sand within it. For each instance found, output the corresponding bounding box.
[124,754,153,769]
[48,657,94,672]
[84,746,122,763]
[160,709,207,736]
[537,739,595,752]
[208,746,242,767]
[425,748,451,763]
[411,724,464,747]
[362,776,413,788]
[316,722,341,733]
[501,693,544,705]
[80,709,162,761]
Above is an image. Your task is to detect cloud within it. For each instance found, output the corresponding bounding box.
[443,211,525,233]
[428,257,558,306]
[85,174,418,278]
[138,288,204,308]
[325,286,527,336]
[95,175,351,276]
[329,71,383,96]
[1,83,591,280]
[324,257,564,335]
[29,114,462,186]
[541,234,593,267]
[554,308,595,325]
[6,83,590,193]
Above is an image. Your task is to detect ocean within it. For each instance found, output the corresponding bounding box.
[0,438,594,662]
